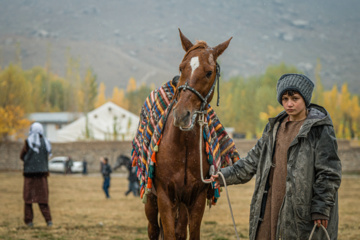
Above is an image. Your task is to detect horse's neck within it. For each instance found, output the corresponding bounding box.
[161,113,209,178]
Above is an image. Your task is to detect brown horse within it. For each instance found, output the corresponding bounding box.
[145,29,232,240]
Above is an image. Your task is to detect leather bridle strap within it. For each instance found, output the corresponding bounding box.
[177,63,221,112]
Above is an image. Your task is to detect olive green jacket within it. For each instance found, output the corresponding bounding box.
[220,104,341,240]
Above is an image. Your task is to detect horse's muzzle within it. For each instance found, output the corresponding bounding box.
[173,107,193,130]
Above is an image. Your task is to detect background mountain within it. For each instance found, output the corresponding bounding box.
[1,0,359,95]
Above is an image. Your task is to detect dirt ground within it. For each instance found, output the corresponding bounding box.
[0,171,359,240]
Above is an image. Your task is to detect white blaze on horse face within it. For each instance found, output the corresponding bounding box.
[190,56,200,78]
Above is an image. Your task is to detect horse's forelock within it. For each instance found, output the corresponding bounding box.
[182,41,209,60]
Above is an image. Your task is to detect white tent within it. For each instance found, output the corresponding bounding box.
[55,102,140,142]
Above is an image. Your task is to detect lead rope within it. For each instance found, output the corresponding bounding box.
[198,113,240,240]
[308,223,330,240]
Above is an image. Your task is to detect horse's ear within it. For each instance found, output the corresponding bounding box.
[213,37,233,59]
[179,28,193,52]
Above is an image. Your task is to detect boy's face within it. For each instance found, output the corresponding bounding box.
[281,92,307,121]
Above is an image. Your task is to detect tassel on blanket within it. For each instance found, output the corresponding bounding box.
[212,182,220,205]
[150,135,162,165]
[142,189,149,204]
[147,178,152,189]
[140,186,145,199]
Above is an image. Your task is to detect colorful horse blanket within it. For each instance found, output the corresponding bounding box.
[131,80,240,203]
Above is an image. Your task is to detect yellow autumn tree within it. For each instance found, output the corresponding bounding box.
[126,77,137,92]
[349,96,360,138]
[258,105,283,138]
[338,84,352,139]
[0,64,30,111]
[111,87,127,109]
[0,105,30,141]
[94,82,107,108]
[78,68,98,113]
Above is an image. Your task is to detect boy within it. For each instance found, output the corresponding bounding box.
[100,157,112,198]
[212,74,341,240]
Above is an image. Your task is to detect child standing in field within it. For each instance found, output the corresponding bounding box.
[212,74,341,240]
[100,157,112,198]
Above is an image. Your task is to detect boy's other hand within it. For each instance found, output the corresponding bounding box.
[210,174,220,189]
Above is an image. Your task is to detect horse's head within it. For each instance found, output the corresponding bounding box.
[113,154,131,170]
[173,29,232,131]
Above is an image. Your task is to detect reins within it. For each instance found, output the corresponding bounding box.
[308,223,330,240]
[198,112,240,240]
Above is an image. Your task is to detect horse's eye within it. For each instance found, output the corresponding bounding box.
[206,71,212,78]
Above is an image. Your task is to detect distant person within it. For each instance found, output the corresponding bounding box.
[82,158,88,175]
[211,74,341,239]
[65,156,73,175]
[100,157,112,198]
[20,122,53,227]
[125,160,140,197]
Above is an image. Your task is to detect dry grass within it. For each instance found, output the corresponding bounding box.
[0,171,359,240]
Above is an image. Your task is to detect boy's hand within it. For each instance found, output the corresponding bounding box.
[210,174,221,189]
[314,219,328,228]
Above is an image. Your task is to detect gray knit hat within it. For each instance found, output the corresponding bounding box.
[276,74,314,106]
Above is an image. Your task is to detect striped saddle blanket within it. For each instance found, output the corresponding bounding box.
[131,80,240,202]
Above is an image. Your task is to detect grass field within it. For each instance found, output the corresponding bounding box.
[0,171,359,240]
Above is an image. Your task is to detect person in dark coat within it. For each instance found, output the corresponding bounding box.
[20,122,53,227]
[125,160,139,197]
[212,74,341,240]
[82,158,88,175]
[100,157,112,198]
[65,156,73,175]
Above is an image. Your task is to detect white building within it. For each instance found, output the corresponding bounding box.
[27,112,83,142]
[55,102,140,142]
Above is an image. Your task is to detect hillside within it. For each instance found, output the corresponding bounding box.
[0,0,359,95]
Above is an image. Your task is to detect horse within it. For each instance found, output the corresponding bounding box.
[113,154,131,171]
[145,29,232,240]
[114,154,140,196]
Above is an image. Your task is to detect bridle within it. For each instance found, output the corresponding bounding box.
[175,62,221,131]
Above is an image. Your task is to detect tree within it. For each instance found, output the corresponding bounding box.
[126,77,137,92]
[79,68,98,113]
[0,64,30,111]
[95,82,107,108]
[0,105,30,141]
[126,84,152,114]
[65,52,81,112]
[111,87,127,109]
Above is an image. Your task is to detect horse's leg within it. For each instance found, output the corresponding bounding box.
[187,191,207,240]
[157,189,177,239]
[145,193,160,240]
[175,203,188,240]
